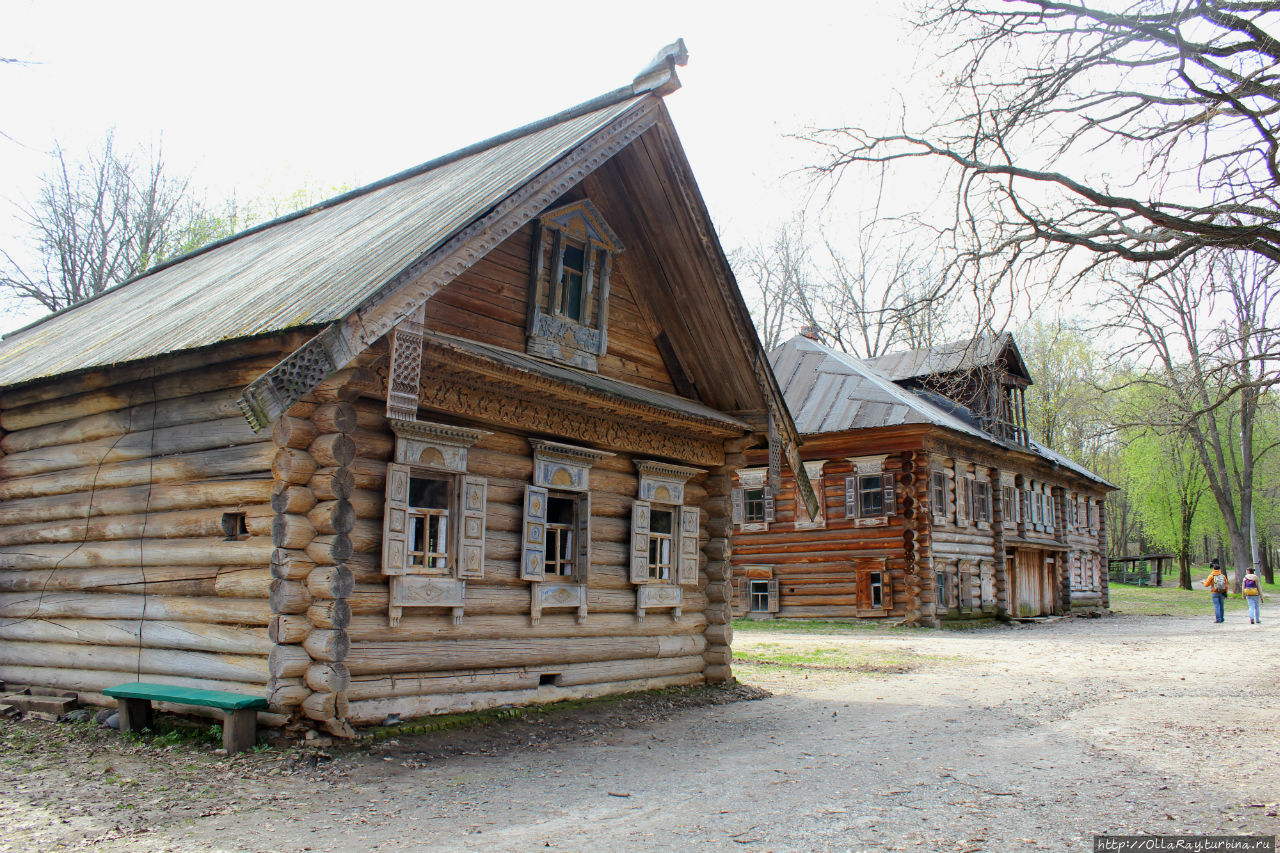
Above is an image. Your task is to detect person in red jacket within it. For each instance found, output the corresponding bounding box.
[1203,559,1231,623]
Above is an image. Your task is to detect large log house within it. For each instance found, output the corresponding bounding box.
[0,45,817,736]
[731,332,1114,626]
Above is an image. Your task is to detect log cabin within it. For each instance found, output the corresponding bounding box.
[730,331,1115,626]
[0,43,818,737]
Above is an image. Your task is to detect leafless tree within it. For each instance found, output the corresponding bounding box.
[1108,250,1280,580]
[734,217,813,351]
[1,132,197,313]
[802,0,1280,290]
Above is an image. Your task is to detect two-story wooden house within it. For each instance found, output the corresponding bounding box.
[0,44,815,736]
[731,331,1114,626]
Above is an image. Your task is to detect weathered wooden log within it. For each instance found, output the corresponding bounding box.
[348,430,393,462]
[0,618,270,654]
[345,673,702,724]
[303,629,350,663]
[310,402,357,435]
[308,367,376,403]
[0,359,279,432]
[308,599,352,630]
[0,641,268,683]
[346,489,384,519]
[703,623,732,646]
[307,534,353,565]
[703,664,732,683]
[1,388,244,455]
[306,565,354,601]
[347,519,381,555]
[272,513,317,549]
[348,458,386,490]
[0,505,272,547]
[271,485,317,515]
[703,648,732,665]
[305,662,351,693]
[0,664,272,702]
[0,418,264,479]
[0,444,276,502]
[308,500,355,536]
[0,538,273,571]
[270,548,316,581]
[344,634,706,676]
[268,678,309,708]
[269,579,312,614]
[310,467,355,501]
[0,479,272,528]
[345,611,706,643]
[301,690,350,722]
[271,416,318,450]
[0,591,269,624]
[214,568,273,599]
[269,614,311,645]
[268,644,312,679]
[309,434,355,468]
[0,565,218,594]
[271,447,317,485]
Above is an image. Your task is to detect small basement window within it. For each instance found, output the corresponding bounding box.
[749,579,771,613]
[868,571,885,609]
[221,512,248,541]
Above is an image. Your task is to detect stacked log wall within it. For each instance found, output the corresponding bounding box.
[334,394,713,726]
[732,453,916,619]
[0,335,307,724]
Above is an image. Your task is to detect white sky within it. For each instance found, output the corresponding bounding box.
[0,0,974,335]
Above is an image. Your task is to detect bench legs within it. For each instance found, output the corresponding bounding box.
[223,708,257,755]
[116,698,153,732]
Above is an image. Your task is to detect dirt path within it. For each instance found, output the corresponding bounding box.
[5,613,1278,852]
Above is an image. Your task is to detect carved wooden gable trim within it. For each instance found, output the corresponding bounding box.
[238,99,662,431]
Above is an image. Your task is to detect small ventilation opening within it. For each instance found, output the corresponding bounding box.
[221,512,249,541]
[539,673,561,687]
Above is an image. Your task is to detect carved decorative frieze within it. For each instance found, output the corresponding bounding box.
[387,307,427,421]
[417,375,725,466]
[389,576,466,626]
[527,310,602,371]
[848,455,888,474]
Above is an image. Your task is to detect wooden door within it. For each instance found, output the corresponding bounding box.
[1014,549,1045,617]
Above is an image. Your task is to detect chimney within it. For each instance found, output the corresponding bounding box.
[799,325,823,342]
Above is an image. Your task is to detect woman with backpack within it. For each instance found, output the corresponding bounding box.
[1203,560,1231,623]
[1242,568,1265,624]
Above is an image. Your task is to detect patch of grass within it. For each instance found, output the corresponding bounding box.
[1109,577,1277,618]
[732,617,921,635]
[732,640,939,675]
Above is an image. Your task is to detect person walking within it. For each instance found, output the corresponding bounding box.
[1203,560,1231,623]
[1242,567,1264,624]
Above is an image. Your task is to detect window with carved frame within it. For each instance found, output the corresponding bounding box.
[526,200,625,371]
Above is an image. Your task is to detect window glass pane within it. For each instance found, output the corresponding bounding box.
[545,496,576,576]
[409,477,449,509]
[560,243,585,322]
[743,488,765,522]
[860,475,883,516]
[749,580,770,612]
[651,509,673,534]
[869,571,883,608]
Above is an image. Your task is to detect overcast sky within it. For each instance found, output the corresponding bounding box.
[1,0,956,333]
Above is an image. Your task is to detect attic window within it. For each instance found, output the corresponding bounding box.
[527,200,624,371]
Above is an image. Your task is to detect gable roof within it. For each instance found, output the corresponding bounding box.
[771,335,1113,488]
[861,332,1032,385]
[0,96,645,389]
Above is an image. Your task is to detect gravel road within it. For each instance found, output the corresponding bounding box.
[5,612,1277,852]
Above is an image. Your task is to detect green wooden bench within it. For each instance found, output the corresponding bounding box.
[103,682,268,755]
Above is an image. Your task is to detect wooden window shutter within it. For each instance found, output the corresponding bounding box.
[575,492,592,583]
[767,577,780,613]
[457,475,487,579]
[382,463,412,575]
[845,476,859,518]
[677,505,700,586]
[731,576,742,615]
[731,488,744,526]
[882,473,896,516]
[630,500,651,584]
[520,485,548,581]
[763,487,776,522]
[857,569,870,609]
[882,572,893,611]
[737,576,750,614]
